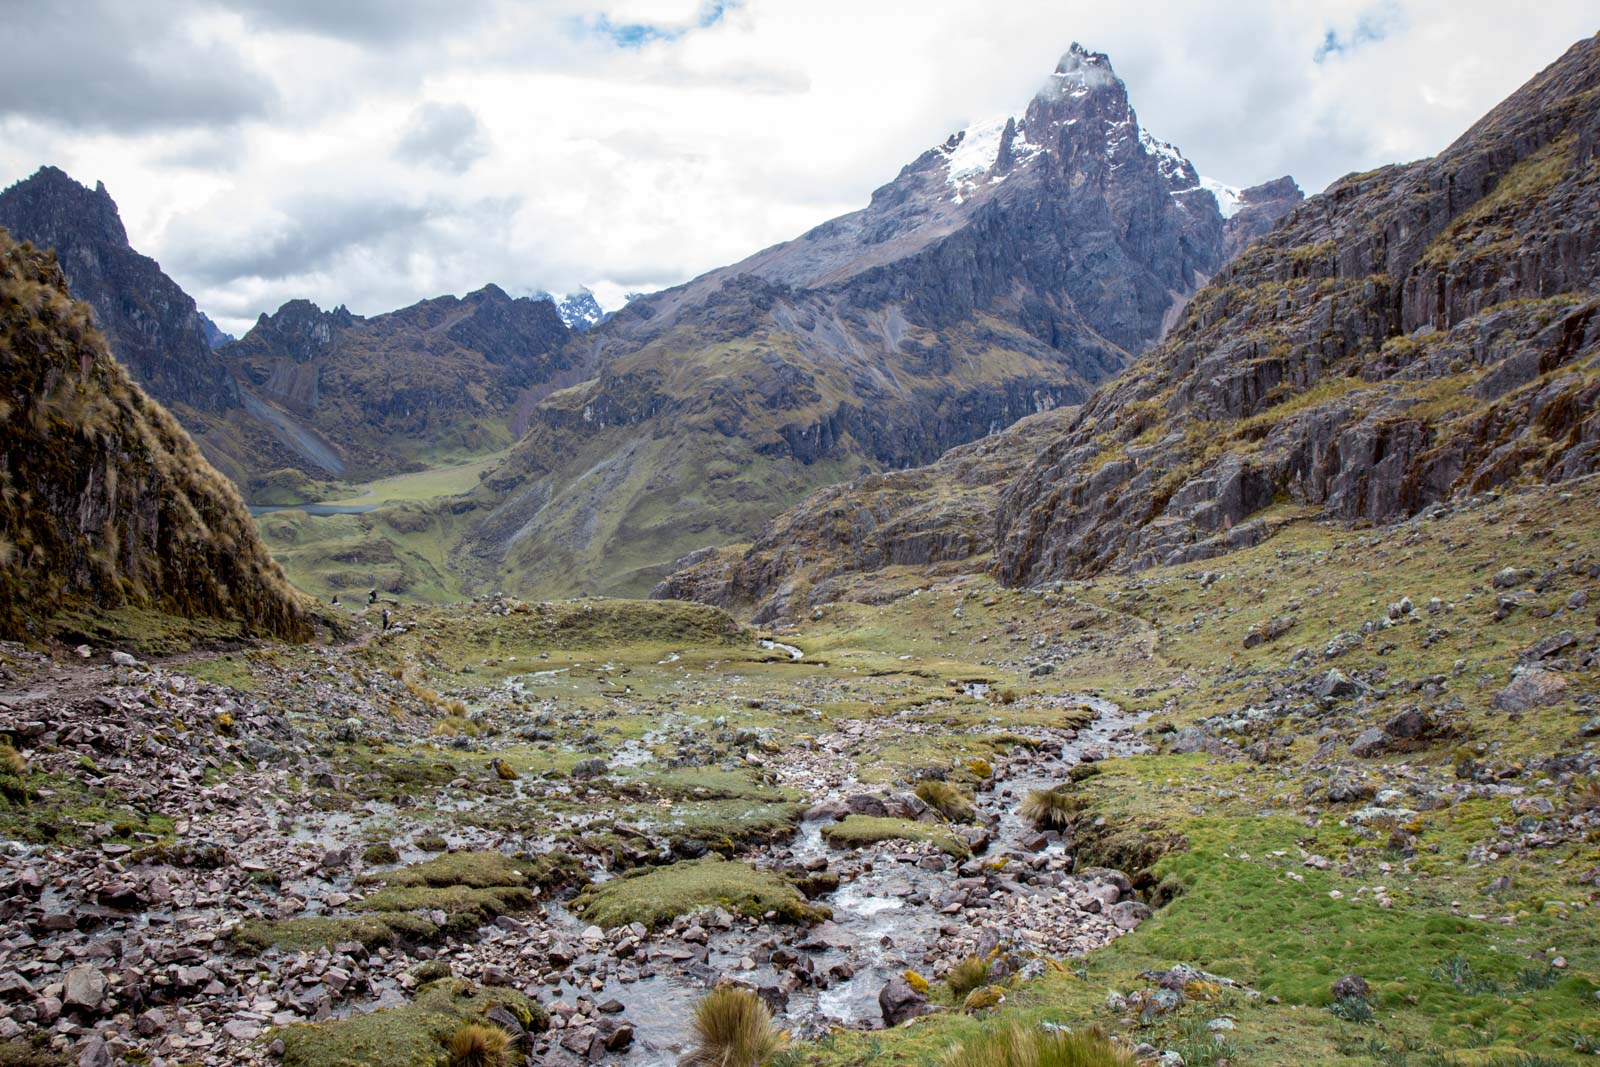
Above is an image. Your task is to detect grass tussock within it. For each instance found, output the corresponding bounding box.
[915,779,975,822]
[680,985,785,1067]
[1018,788,1078,830]
[943,1024,1135,1067]
[946,955,991,999]
[448,1022,510,1067]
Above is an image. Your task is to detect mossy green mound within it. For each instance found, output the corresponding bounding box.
[821,815,970,858]
[356,849,585,891]
[279,979,546,1067]
[229,916,427,953]
[353,885,535,935]
[571,857,830,930]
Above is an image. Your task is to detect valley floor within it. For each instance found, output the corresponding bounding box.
[1,479,1598,1066]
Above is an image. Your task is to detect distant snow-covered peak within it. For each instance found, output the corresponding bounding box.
[1139,129,1194,186]
[556,288,604,331]
[938,114,1045,203]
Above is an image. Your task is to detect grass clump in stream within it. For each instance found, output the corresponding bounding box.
[915,780,975,822]
[681,985,785,1067]
[447,1022,511,1067]
[279,979,544,1067]
[571,856,829,931]
[1018,788,1079,830]
[821,815,970,858]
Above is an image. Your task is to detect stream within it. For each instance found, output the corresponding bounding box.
[541,694,1148,1064]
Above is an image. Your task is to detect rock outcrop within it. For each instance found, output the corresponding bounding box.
[470,45,1299,598]
[994,31,1600,586]
[0,167,237,414]
[0,229,308,640]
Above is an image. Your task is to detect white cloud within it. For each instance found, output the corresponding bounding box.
[1,0,1593,335]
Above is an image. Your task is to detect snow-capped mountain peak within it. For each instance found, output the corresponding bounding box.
[533,287,605,331]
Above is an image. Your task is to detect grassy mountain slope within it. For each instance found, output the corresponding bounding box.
[0,229,308,642]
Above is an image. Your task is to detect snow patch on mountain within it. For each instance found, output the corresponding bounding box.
[945,116,1010,185]
[1200,176,1244,218]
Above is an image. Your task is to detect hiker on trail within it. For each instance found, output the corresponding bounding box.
[331,594,340,607]
[382,608,390,631]
[368,588,378,605]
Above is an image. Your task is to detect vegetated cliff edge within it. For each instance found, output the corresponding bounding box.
[0,229,309,641]
[660,32,1600,622]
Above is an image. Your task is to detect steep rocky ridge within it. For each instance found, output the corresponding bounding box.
[657,33,1600,622]
[0,167,237,414]
[0,229,308,641]
[466,45,1300,598]
[200,285,572,488]
[995,31,1600,586]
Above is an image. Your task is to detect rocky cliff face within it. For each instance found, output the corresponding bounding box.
[0,230,307,640]
[994,32,1600,587]
[469,45,1300,598]
[657,33,1600,623]
[0,167,237,414]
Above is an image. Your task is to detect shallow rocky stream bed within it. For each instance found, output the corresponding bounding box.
[0,637,1153,1067]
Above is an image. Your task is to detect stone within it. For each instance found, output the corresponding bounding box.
[76,1037,113,1067]
[1521,631,1576,661]
[1384,708,1429,740]
[1331,974,1370,1001]
[596,1017,634,1051]
[1349,728,1389,758]
[1316,669,1362,700]
[1493,567,1534,589]
[1492,669,1569,712]
[878,975,930,1027]
[62,965,107,1014]
[1109,900,1152,930]
[110,650,140,668]
[571,758,608,779]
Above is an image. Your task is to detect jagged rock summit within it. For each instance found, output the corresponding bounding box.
[0,166,237,414]
[995,30,1600,586]
[464,44,1301,598]
[0,228,308,641]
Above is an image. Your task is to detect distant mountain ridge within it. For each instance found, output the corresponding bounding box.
[0,166,238,414]
[0,166,579,498]
[456,44,1301,598]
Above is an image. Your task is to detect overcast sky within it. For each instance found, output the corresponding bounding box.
[1,1,1593,335]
